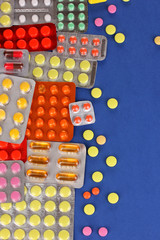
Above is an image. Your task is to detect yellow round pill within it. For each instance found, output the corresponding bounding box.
[17,98,27,109]
[29,229,40,240]
[30,185,42,197]
[0,2,11,13]
[50,56,61,67]
[0,214,11,225]
[83,130,94,141]
[1,203,12,211]
[106,156,117,167]
[0,126,2,135]
[96,135,106,145]
[14,229,25,240]
[0,109,6,121]
[105,24,116,35]
[44,200,56,212]
[20,81,31,93]
[35,54,45,65]
[0,93,9,105]
[32,67,43,78]
[88,146,99,157]
[9,128,20,140]
[91,88,102,98]
[13,112,24,125]
[114,33,125,43]
[59,187,71,198]
[14,214,26,226]
[59,216,70,227]
[78,73,88,85]
[45,186,56,197]
[43,230,55,240]
[30,200,41,212]
[0,15,11,26]
[84,204,95,215]
[63,71,73,82]
[92,171,103,182]
[15,201,27,211]
[154,36,160,45]
[29,214,41,226]
[107,98,118,109]
[80,60,91,72]
[0,229,11,240]
[108,192,119,204]
[59,201,71,212]
[2,78,13,90]
[122,0,130,2]
[24,186,27,196]
[48,69,59,80]
[44,215,55,227]
[65,58,75,69]
[58,230,70,240]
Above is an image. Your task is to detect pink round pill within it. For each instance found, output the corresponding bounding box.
[0,163,7,174]
[82,226,92,236]
[98,227,108,237]
[94,18,103,27]
[11,191,21,202]
[10,177,21,188]
[0,177,7,189]
[0,192,7,203]
[11,162,21,174]
[108,5,117,14]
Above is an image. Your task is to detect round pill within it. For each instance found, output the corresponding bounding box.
[2,78,13,90]
[79,12,85,21]
[68,46,76,55]
[48,69,59,80]
[83,191,91,199]
[107,98,118,109]
[44,13,51,22]
[30,185,42,197]
[58,22,64,31]
[0,109,6,121]
[17,97,27,109]
[96,135,106,145]
[65,58,75,69]
[74,116,81,125]
[72,104,79,113]
[29,39,39,50]
[9,129,20,141]
[20,81,31,93]
[78,3,85,11]
[32,67,43,78]
[92,187,100,195]
[115,33,125,43]
[58,230,70,240]
[108,4,117,14]
[154,36,160,45]
[14,229,25,240]
[45,186,56,197]
[68,22,75,31]
[0,93,9,105]
[85,115,93,123]
[11,162,21,174]
[63,71,73,82]
[88,146,99,157]
[11,191,21,202]
[59,201,71,212]
[0,15,11,26]
[58,13,64,21]
[59,187,71,198]
[98,227,108,237]
[57,2,64,11]
[57,45,64,53]
[30,200,41,211]
[106,156,117,167]
[92,48,99,57]
[0,163,7,174]
[105,24,116,35]
[0,229,10,239]
[11,151,21,160]
[32,0,38,6]
[69,36,77,44]
[28,27,38,38]
[14,214,26,226]
[44,215,55,227]
[0,150,8,160]
[83,102,91,111]
[29,214,41,226]
[92,171,103,182]
[24,186,27,196]
[92,38,100,46]
[44,0,51,6]
[0,203,12,211]
[80,47,87,56]
[0,192,7,203]
[83,130,94,141]
[19,14,26,23]
[11,177,20,188]
[68,12,74,21]
[15,201,26,211]
[43,230,55,240]
[42,37,52,49]
[84,204,95,215]
[122,0,130,1]
[17,39,27,49]
[82,226,92,236]
[59,216,70,227]
[78,73,88,85]
[29,229,40,240]
[45,200,56,212]
[40,26,51,37]
[94,18,103,27]
[13,112,24,125]
[91,88,102,98]
[108,192,119,204]
[50,56,61,67]
[0,214,11,225]
[68,3,74,11]
[80,60,90,72]
[4,40,13,49]
[16,28,26,39]
[32,14,39,22]
[3,29,13,39]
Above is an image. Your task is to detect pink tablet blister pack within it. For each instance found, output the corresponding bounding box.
[0,160,24,203]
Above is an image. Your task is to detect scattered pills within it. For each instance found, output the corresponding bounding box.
[88,146,99,157]
[91,88,102,98]
[106,156,117,167]
[105,24,116,35]
[114,33,125,43]
[98,227,108,237]
[154,36,160,45]
[108,5,117,14]
[92,171,103,183]
[82,226,92,236]
[92,187,100,195]
[122,0,130,2]
[94,18,103,27]
[107,98,118,109]
[83,130,94,141]
[108,192,119,204]
[96,135,106,145]
[84,204,95,215]
[83,191,91,199]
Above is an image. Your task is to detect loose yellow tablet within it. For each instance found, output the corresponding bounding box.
[88,0,107,4]
[108,192,119,204]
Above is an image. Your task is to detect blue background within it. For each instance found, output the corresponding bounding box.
[73,0,160,239]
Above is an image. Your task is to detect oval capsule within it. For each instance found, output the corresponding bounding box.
[56,172,78,182]
[29,141,51,150]
[26,169,48,179]
[28,155,49,165]
[58,158,79,167]
[58,144,80,153]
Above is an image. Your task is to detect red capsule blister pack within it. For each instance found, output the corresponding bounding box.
[0,23,57,52]
[0,138,27,162]
[26,82,76,142]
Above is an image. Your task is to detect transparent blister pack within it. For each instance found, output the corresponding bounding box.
[0,49,29,77]
[0,0,14,27]
[56,0,88,33]
[0,183,75,240]
[69,101,95,126]
[53,32,107,61]
[0,160,24,203]
[14,0,57,25]
[0,74,35,144]
[29,52,97,88]
[25,141,86,188]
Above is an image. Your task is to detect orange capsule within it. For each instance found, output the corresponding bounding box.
[49,107,57,117]
[56,172,78,182]
[35,129,43,139]
[62,85,71,95]
[37,106,45,116]
[47,130,56,140]
[60,119,68,129]
[36,118,44,128]
[50,85,58,95]
[28,155,49,165]
[30,141,51,150]
[38,95,45,105]
[58,158,79,167]
[48,118,56,128]
[61,108,69,117]
[59,143,80,153]
[59,131,69,141]
[26,169,48,179]
[50,96,58,106]
[61,96,70,106]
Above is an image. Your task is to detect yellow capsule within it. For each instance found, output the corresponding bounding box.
[58,158,79,167]
[28,155,49,165]
[58,144,80,153]
[26,169,48,180]
[30,141,51,150]
[56,172,78,182]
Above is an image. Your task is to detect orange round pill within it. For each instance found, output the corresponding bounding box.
[35,129,43,139]
[38,84,46,94]
[81,37,89,45]
[62,85,71,95]
[85,115,93,123]
[16,28,26,38]
[4,40,13,49]
[47,130,56,140]
[57,45,64,53]
[41,37,52,49]
[49,107,57,117]
[72,104,79,113]
[48,118,56,128]
[61,108,69,117]
[50,85,58,95]
[92,187,100,195]
[92,38,100,46]
[50,96,58,106]
[80,48,87,56]
[61,96,70,106]
[29,39,39,50]
[40,26,51,37]
[38,95,45,105]
[83,191,91,199]
[58,35,65,43]
[60,119,68,129]
[69,36,77,44]
[17,39,27,49]
[68,47,76,55]
[74,116,81,124]
[27,118,31,127]
[37,107,45,116]
[83,103,91,111]
[28,27,38,38]
[25,128,31,137]
[60,130,68,140]
[92,49,99,57]
[36,118,44,128]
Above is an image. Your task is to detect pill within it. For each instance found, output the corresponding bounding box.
[82,226,92,236]
[83,191,91,199]
[15,201,27,211]
[17,97,27,109]
[29,214,41,226]
[4,63,23,71]
[10,177,20,188]
[105,24,116,35]
[45,200,56,212]
[0,15,11,27]
[29,229,40,240]
[108,4,117,14]
[30,185,42,197]
[14,229,25,240]
[114,33,125,43]
[28,155,49,165]
[0,163,7,174]
[98,227,108,237]
[58,158,79,167]
[85,114,93,123]
[20,81,31,93]
[11,162,21,174]
[44,215,55,227]
[56,172,78,181]
[92,171,103,182]
[43,230,55,240]
[94,18,103,27]
[91,88,102,98]
[59,186,71,198]
[154,36,160,45]
[26,169,48,179]
[58,230,70,240]
[0,109,5,121]
[96,135,106,145]
[59,143,80,153]
[45,186,56,197]
[13,112,24,125]
[0,177,7,189]
[4,51,23,59]
[11,191,21,202]
[30,200,41,211]
[72,104,79,113]
[83,130,94,140]
[59,215,70,227]
[59,201,71,212]
[88,146,99,157]
[0,93,9,105]
[106,156,117,167]
[92,187,100,195]
[84,204,95,215]
[80,60,90,71]
[122,0,130,1]
[29,141,51,150]
[2,78,12,90]
[107,98,118,109]
[9,128,20,140]
[108,192,119,204]
[0,229,11,239]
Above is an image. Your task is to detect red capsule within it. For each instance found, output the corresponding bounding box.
[4,51,23,59]
[4,63,23,71]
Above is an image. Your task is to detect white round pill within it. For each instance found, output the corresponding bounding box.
[19,0,25,7]
[19,14,26,23]
[44,0,51,6]
[44,14,51,22]
[32,0,38,6]
[32,14,39,23]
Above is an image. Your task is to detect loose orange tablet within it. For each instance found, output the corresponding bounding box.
[92,187,100,195]
[154,36,160,45]
[83,191,91,199]
[96,135,106,145]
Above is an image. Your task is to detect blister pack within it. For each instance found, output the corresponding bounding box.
[25,141,86,188]
[53,32,107,61]
[0,0,14,27]
[14,0,57,25]
[56,0,88,33]
[0,49,29,77]
[26,81,75,142]
[0,74,35,144]
[0,161,24,203]
[0,23,57,52]
[0,138,27,162]
[29,52,97,88]
[69,101,95,126]
[0,183,75,240]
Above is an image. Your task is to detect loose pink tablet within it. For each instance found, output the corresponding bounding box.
[10,177,20,188]
[11,162,21,174]
[0,163,7,174]
[0,177,7,189]
[11,191,21,202]
[0,192,7,203]
[82,226,92,236]
[94,18,103,27]
[98,227,108,237]
[108,5,117,14]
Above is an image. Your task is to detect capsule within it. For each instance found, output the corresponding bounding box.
[26,169,48,179]
[56,172,78,182]
[58,144,80,153]
[28,155,49,165]
[58,158,79,167]
[4,51,23,59]
[4,63,23,71]
[29,141,51,150]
